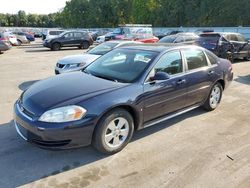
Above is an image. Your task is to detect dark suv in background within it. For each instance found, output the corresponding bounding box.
[196,32,250,62]
[43,31,94,51]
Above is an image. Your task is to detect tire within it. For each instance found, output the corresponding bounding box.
[203,82,223,111]
[93,108,134,154]
[82,41,90,49]
[226,51,234,63]
[17,40,22,46]
[243,52,249,61]
[52,43,60,51]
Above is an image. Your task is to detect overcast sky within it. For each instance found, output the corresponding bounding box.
[0,0,69,14]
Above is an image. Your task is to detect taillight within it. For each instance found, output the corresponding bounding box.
[0,37,8,41]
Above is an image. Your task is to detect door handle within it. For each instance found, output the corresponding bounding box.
[208,70,215,75]
[176,79,186,85]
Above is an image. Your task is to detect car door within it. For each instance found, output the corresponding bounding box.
[143,50,188,123]
[61,32,75,47]
[182,49,214,107]
[235,34,250,58]
[74,32,84,45]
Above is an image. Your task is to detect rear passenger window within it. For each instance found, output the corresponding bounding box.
[206,51,217,65]
[74,32,83,38]
[183,49,208,70]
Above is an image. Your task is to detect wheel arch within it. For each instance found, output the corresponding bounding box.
[91,104,141,141]
[217,79,225,90]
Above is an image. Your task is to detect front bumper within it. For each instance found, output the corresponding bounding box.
[43,41,51,48]
[14,102,96,149]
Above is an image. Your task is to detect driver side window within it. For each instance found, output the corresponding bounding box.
[147,51,183,81]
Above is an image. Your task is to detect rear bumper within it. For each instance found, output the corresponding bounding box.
[14,102,96,149]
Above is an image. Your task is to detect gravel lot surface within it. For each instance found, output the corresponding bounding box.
[0,40,249,188]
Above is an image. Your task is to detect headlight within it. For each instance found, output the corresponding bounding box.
[68,62,86,68]
[39,105,86,123]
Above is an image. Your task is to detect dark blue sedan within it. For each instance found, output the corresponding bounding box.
[14,45,233,154]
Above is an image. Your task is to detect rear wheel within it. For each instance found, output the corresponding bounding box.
[203,82,223,111]
[17,40,22,46]
[93,108,134,154]
[243,52,249,61]
[226,51,234,63]
[82,41,90,49]
[52,43,60,51]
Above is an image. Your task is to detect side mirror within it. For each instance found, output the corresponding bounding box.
[150,71,170,81]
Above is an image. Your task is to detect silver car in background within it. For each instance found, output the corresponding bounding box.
[55,40,142,74]
[13,32,29,45]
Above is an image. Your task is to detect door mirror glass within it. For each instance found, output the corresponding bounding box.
[151,71,170,81]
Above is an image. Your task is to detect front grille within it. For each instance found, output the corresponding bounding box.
[17,101,35,119]
[57,63,65,69]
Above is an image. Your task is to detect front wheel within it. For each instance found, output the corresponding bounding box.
[203,83,223,111]
[93,108,134,154]
[51,43,60,51]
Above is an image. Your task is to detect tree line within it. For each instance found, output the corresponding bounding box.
[1,0,250,28]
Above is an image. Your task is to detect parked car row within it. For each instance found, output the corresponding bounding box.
[157,32,250,62]
[0,30,36,54]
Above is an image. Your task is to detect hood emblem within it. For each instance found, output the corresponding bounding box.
[20,106,24,112]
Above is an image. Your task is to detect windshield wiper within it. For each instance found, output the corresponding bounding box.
[83,69,91,75]
[92,73,118,82]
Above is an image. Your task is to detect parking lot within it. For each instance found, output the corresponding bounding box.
[0,39,249,188]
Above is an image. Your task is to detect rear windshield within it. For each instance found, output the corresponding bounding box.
[199,34,221,38]
[88,42,118,55]
[198,34,221,42]
[159,36,176,43]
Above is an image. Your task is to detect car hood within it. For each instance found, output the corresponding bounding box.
[21,72,124,116]
[58,54,100,65]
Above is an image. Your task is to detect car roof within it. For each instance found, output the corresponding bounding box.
[200,32,241,36]
[119,44,205,52]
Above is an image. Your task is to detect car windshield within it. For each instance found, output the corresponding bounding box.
[159,36,176,43]
[198,34,221,42]
[88,42,118,55]
[84,48,158,83]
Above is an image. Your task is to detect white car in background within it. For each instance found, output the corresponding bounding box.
[4,32,18,46]
[44,30,65,40]
[55,40,142,74]
[96,35,106,43]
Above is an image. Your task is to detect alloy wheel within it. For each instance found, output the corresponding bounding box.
[209,85,221,109]
[104,117,129,148]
